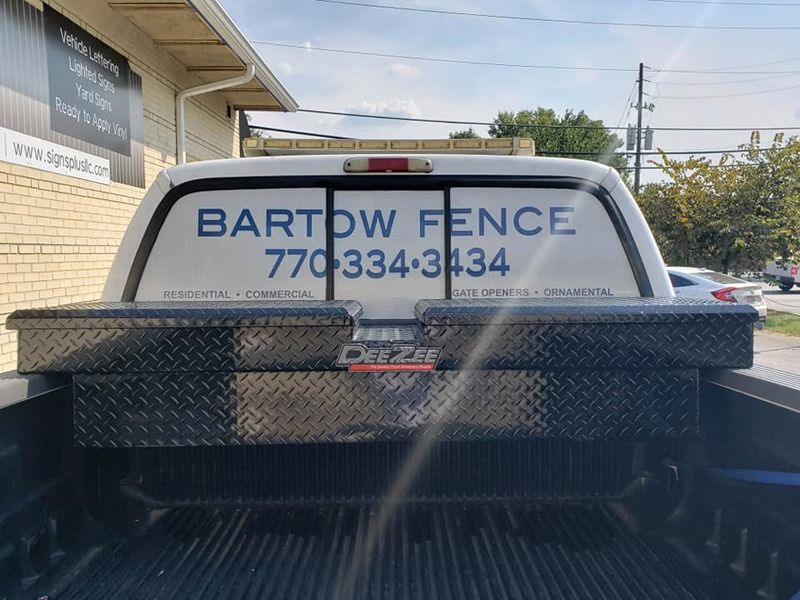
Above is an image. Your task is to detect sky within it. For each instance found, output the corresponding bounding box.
[219,0,800,183]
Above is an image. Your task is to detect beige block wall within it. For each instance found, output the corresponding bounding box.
[0,0,243,372]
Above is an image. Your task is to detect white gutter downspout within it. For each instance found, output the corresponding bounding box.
[175,63,256,165]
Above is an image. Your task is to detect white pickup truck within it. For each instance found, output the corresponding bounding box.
[764,259,799,292]
[102,139,672,312]
[5,140,775,600]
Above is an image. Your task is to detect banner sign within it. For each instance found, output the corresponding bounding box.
[0,126,110,184]
[44,6,132,156]
[0,0,144,186]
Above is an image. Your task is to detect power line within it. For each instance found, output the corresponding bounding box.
[297,108,800,132]
[653,54,800,74]
[254,40,800,75]
[249,124,350,138]
[653,73,798,85]
[253,41,637,72]
[615,82,639,129]
[659,81,800,99]
[699,55,800,71]
[651,66,800,74]
[648,0,800,5]
[298,108,631,128]
[312,0,800,29]
[252,124,348,138]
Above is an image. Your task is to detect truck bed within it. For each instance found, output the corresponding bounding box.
[48,503,709,600]
[6,372,800,599]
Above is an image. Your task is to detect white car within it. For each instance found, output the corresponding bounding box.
[667,267,767,322]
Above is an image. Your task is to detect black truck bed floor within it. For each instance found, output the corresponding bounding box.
[50,503,710,600]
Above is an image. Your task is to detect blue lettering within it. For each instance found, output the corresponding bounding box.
[514,207,542,236]
[333,209,355,238]
[230,208,260,237]
[360,209,396,238]
[296,208,323,237]
[266,209,294,237]
[419,209,443,238]
[478,207,506,236]
[550,206,576,235]
[197,208,226,237]
[451,208,473,237]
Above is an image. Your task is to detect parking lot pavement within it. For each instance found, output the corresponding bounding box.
[754,329,800,374]
[760,282,800,316]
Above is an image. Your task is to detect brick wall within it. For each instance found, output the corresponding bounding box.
[0,0,243,372]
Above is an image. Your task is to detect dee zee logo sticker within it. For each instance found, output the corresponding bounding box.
[336,344,442,372]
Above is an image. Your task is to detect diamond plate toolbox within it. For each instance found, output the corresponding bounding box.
[8,297,756,373]
[73,369,698,446]
[6,297,755,446]
[417,297,757,370]
[8,301,362,373]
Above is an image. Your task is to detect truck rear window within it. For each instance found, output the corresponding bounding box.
[135,185,640,318]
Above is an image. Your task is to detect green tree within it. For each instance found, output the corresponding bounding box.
[449,128,479,139]
[637,137,800,273]
[485,108,627,173]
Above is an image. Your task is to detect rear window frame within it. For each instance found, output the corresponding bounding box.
[123,175,654,301]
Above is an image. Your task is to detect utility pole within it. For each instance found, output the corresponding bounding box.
[634,62,644,196]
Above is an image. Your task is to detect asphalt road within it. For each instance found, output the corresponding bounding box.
[760,282,800,316]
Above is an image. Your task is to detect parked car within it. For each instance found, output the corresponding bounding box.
[668,266,767,322]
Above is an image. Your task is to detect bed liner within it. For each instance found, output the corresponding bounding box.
[45,502,711,600]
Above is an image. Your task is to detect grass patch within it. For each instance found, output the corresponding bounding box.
[766,311,800,337]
